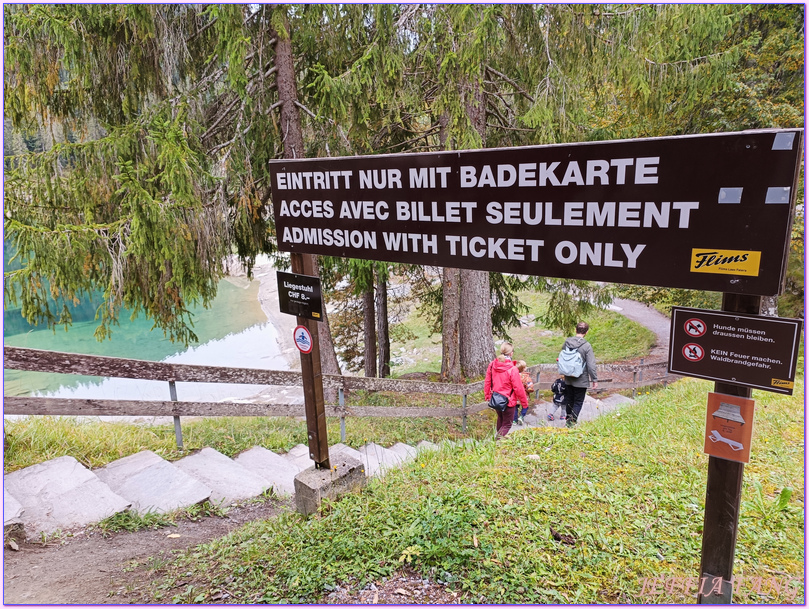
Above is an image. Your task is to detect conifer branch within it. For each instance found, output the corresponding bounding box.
[485,65,535,103]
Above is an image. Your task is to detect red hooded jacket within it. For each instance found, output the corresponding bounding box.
[484,358,529,409]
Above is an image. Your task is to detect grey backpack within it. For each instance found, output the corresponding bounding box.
[557,345,585,377]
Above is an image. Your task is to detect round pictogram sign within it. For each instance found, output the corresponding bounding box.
[684,318,707,338]
[293,325,314,354]
[682,343,705,362]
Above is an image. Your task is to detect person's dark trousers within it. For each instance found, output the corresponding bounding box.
[564,385,587,424]
[497,405,517,437]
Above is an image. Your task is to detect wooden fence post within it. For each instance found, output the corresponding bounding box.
[462,394,467,433]
[339,387,346,443]
[168,380,183,450]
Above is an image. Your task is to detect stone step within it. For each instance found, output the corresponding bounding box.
[330,443,363,462]
[4,488,24,529]
[234,446,302,497]
[174,447,270,506]
[358,442,403,477]
[389,442,416,462]
[4,440,423,538]
[4,456,131,537]
[95,450,212,515]
[284,443,316,470]
[286,443,310,459]
[517,394,637,428]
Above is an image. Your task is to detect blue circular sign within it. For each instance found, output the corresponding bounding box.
[293,325,313,354]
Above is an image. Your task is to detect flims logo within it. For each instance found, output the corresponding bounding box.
[690,249,761,276]
[771,378,794,390]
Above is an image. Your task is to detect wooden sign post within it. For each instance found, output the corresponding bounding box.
[696,293,759,603]
[290,252,330,470]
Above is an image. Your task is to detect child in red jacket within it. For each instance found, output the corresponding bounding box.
[513,360,534,425]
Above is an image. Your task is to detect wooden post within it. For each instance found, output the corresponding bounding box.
[339,387,346,443]
[290,252,330,470]
[697,293,761,604]
[462,394,467,433]
[169,380,183,450]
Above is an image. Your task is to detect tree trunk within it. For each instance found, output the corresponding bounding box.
[460,268,494,378]
[761,295,778,317]
[363,287,378,377]
[376,271,391,378]
[458,76,494,378]
[441,267,462,382]
[317,305,342,373]
[273,32,304,159]
[272,20,342,388]
[438,111,463,382]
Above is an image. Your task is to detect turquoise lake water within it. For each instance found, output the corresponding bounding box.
[3,277,289,402]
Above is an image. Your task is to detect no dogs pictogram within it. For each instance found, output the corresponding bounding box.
[683,343,705,362]
[684,318,707,337]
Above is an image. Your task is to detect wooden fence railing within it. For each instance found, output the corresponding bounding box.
[3,346,678,447]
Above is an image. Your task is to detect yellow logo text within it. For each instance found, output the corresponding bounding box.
[771,378,794,389]
[690,249,761,276]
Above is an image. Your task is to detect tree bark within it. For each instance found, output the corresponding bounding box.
[272,19,341,387]
[460,268,494,378]
[376,271,391,378]
[458,76,494,378]
[273,32,304,159]
[761,295,778,317]
[363,286,378,377]
[441,267,462,382]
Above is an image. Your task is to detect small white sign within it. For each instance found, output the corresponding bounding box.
[293,325,314,354]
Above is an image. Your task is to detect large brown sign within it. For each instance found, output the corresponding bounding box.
[269,129,802,295]
[668,306,802,394]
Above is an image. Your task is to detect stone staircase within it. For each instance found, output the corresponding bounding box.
[3,394,635,540]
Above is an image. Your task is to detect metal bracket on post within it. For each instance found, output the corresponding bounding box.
[169,380,183,450]
[339,387,346,443]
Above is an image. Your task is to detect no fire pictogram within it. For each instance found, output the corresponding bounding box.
[683,343,705,362]
[684,318,707,337]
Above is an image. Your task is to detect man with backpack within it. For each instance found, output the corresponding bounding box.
[557,322,598,427]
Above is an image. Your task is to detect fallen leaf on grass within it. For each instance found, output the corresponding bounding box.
[550,526,576,545]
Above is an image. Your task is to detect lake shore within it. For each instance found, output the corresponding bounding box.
[226,255,301,372]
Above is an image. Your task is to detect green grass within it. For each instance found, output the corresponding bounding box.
[136,376,804,604]
[389,290,656,378]
[3,410,499,473]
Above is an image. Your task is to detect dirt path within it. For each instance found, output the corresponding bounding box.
[3,499,292,605]
[611,298,671,362]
